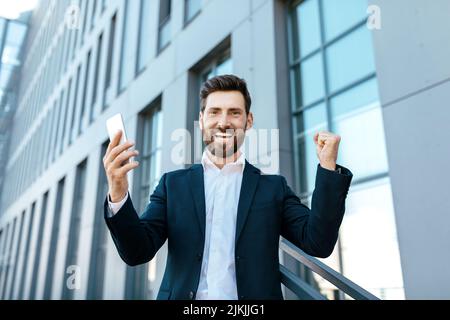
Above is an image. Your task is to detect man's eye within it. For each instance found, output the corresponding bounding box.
[232,111,240,116]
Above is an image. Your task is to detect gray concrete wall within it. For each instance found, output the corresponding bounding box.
[370,0,450,299]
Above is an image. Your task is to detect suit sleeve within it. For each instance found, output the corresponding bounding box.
[104,173,168,266]
[281,164,353,258]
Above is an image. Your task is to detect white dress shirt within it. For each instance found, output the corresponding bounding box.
[195,150,244,300]
[108,150,245,300]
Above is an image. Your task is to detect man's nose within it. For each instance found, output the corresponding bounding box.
[217,114,231,128]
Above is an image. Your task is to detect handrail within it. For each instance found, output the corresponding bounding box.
[279,264,327,300]
[280,238,380,300]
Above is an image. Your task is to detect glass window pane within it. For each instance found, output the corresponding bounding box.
[296,103,327,193]
[290,65,301,110]
[0,19,5,43]
[0,66,13,88]
[149,152,157,186]
[150,149,162,190]
[331,77,378,117]
[201,54,232,81]
[155,110,163,148]
[6,21,27,47]
[331,80,389,179]
[326,26,375,92]
[186,0,202,22]
[296,0,321,58]
[215,56,232,76]
[151,111,159,151]
[119,0,140,91]
[140,186,150,211]
[142,156,150,183]
[296,103,327,135]
[322,0,368,41]
[3,45,20,65]
[103,13,117,107]
[143,116,152,155]
[160,0,172,20]
[294,53,325,107]
[91,33,102,118]
[138,0,152,71]
[339,178,404,299]
[158,19,171,50]
[202,68,214,81]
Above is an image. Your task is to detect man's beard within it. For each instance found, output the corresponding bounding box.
[203,125,246,159]
[208,134,239,158]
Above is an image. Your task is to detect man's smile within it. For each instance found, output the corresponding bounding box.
[213,131,234,142]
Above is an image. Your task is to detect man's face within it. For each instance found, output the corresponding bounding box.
[199,90,253,158]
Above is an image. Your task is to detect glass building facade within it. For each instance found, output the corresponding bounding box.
[288,0,403,299]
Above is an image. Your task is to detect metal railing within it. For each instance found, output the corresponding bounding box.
[280,238,380,300]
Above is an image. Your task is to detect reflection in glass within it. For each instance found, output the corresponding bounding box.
[158,19,171,51]
[185,0,202,23]
[326,26,375,92]
[296,103,327,193]
[139,108,163,212]
[216,56,233,76]
[322,0,368,41]
[0,64,13,88]
[6,21,27,46]
[201,54,232,82]
[138,0,152,72]
[296,103,327,135]
[288,0,404,299]
[331,79,389,180]
[90,33,102,123]
[0,19,4,42]
[103,13,116,109]
[296,0,321,58]
[338,178,404,299]
[293,53,325,107]
[331,78,378,117]
[119,0,140,91]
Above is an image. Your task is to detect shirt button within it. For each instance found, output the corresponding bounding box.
[189,291,194,299]
[197,253,202,261]
[236,256,241,260]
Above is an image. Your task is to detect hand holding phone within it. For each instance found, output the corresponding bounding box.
[103,113,140,202]
[106,113,128,144]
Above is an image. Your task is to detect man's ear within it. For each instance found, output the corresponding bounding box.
[246,112,254,130]
[199,111,203,130]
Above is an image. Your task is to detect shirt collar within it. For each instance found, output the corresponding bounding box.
[201,148,246,173]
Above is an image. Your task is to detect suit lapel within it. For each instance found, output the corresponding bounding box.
[187,164,206,238]
[235,160,260,244]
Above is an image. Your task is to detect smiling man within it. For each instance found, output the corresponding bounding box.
[103,74,353,300]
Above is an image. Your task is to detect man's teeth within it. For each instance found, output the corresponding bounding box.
[215,133,233,138]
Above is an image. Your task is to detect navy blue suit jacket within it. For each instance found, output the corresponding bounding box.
[104,161,352,300]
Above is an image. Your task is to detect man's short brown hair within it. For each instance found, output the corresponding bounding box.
[200,74,252,114]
